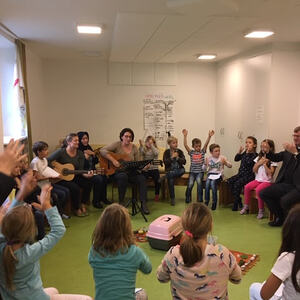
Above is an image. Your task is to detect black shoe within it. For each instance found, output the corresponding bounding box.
[268,218,283,227]
[232,203,238,211]
[185,199,191,204]
[141,202,150,215]
[171,198,175,206]
[93,202,103,209]
[211,203,217,210]
[205,201,209,206]
[102,199,112,205]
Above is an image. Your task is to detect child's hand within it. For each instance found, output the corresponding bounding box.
[0,139,27,176]
[208,130,215,137]
[220,157,226,164]
[16,170,37,202]
[172,151,179,158]
[182,129,188,136]
[239,146,244,154]
[40,184,53,211]
[283,143,297,154]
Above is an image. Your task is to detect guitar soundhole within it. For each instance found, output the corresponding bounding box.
[62,168,70,176]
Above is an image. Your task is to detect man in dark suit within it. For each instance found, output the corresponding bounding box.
[260,126,300,226]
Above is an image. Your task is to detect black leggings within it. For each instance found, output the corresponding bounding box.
[56,176,92,210]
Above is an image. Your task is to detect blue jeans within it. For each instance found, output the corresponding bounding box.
[166,168,185,199]
[205,178,220,207]
[185,172,204,203]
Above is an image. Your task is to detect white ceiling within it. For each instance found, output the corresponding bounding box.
[0,0,300,62]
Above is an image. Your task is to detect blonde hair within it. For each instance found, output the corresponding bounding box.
[92,204,135,256]
[145,135,157,148]
[180,203,212,267]
[167,136,177,145]
[2,205,36,290]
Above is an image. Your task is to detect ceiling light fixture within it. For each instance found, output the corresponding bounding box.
[244,31,274,38]
[197,54,216,60]
[77,25,102,34]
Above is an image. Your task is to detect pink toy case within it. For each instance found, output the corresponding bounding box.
[146,214,183,250]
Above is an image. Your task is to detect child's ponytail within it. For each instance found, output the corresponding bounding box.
[3,244,18,290]
[180,203,212,267]
[180,231,203,267]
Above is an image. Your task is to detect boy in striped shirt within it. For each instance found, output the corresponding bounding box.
[182,129,214,203]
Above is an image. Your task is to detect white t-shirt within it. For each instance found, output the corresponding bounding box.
[30,157,59,187]
[254,156,278,183]
[271,252,300,300]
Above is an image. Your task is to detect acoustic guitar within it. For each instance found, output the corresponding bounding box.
[51,161,104,181]
[98,152,163,176]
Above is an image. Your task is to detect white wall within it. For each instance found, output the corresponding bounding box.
[216,52,272,176]
[38,59,216,160]
[268,46,300,146]
[215,44,300,176]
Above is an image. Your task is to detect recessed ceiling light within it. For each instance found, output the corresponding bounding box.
[197,54,216,60]
[77,25,102,34]
[244,31,274,38]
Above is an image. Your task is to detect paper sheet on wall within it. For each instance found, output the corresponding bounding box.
[143,93,175,146]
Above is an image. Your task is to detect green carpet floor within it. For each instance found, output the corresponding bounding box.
[41,186,281,299]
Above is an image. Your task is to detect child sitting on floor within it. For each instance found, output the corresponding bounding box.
[0,174,92,300]
[88,203,152,300]
[205,143,232,210]
[227,136,258,211]
[157,202,242,300]
[240,139,277,219]
[182,129,214,203]
[249,203,300,300]
[163,135,186,206]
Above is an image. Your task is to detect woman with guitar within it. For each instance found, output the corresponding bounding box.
[99,128,150,215]
[77,131,111,209]
[48,133,93,217]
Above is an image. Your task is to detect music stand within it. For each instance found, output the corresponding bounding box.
[125,185,148,222]
[123,161,152,223]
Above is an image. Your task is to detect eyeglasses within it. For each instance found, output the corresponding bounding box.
[292,134,300,138]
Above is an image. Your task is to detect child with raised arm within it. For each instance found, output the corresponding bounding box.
[0,172,92,300]
[157,202,242,300]
[88,203,152,300]
[139,136,161,201]
[163,136,186,206]
[205,143,232,210]
[240,139,277,219]
[249,203,300,300]
[182,129,214,203]
[227,136,258,211]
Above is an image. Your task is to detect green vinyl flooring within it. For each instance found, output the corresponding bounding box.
[40,186,281,300]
